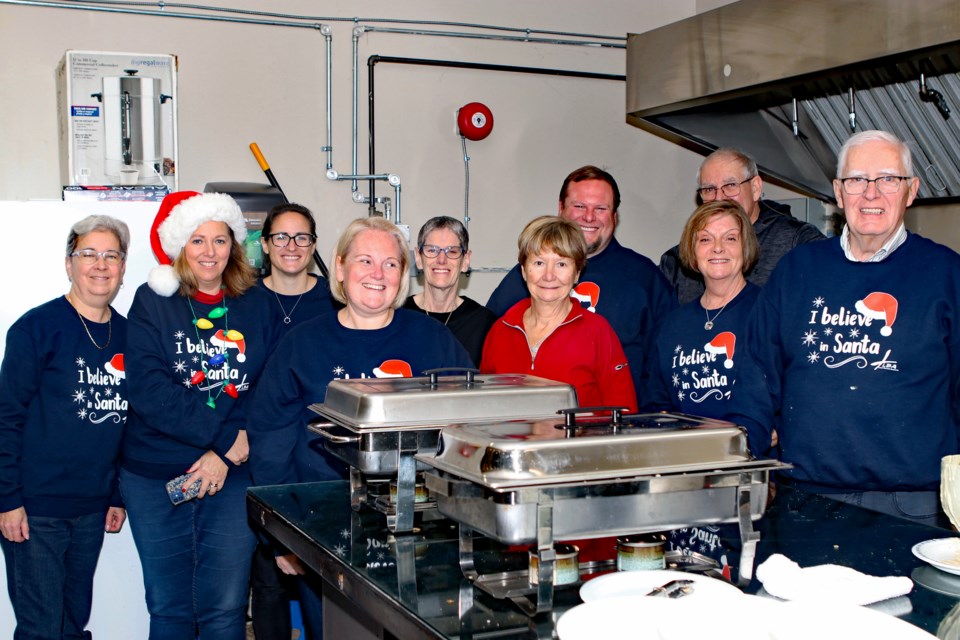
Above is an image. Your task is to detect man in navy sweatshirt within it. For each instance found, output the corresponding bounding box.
[730,130,960,526]
[660,148,825,304]
[486,165,676,405]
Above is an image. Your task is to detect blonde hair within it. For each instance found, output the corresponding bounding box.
[330,217,411,308]
[173,227,256,298]
[678,200,759,275]
[517,216,587,274]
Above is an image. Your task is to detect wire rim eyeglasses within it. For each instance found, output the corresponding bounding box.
[697,177,754,201]
[838,176,910,195]
[69,250,125,266]
[420,245,464,259]
[267,232,317,248]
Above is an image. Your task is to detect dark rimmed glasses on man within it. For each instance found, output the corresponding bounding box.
[420,245,464,259]
[697,177,754,201]
[267,232,317,248]
[838,176,910,195]
[69,250,125,266]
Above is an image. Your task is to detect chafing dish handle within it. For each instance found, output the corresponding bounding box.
[557,406,627,429]
[423,367,481,386]
[308,422,360,444]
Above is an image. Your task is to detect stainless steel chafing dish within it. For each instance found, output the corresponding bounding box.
[417,410,790,614]
[308,370,578,533]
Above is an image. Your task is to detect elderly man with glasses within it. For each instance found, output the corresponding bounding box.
[660,148,825,304]
[728,130,960,526]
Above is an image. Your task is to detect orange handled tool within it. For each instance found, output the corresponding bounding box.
[248,142,328,278]
[249,142,288,202]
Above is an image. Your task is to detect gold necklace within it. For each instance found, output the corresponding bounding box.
[67,295,111,350]
[422,295,457,327]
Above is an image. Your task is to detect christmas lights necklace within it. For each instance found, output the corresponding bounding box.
[67,294,111,350]
[188,290,241,409]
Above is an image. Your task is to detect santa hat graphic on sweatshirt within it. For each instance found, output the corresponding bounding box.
[570,282,600,313]
[704,331,736,369]
[104,353,125,379]
[210,329,247,363]
[373,359,413,378]
[854,292,897,337]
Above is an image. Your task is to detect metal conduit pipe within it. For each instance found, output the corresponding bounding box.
[323,25,334,171]
[365,55,625,226]
[2,0,625,46]
[0,0,325,28]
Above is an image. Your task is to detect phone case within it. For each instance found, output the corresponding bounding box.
[166,473,201,505]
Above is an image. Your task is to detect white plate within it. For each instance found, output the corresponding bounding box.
[912,538,960,576]
[556,594,935,640]
[579,569,742,602]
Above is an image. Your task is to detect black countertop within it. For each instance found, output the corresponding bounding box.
[247,481,960,639]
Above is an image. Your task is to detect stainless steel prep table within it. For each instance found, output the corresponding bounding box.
[247,481,959,639]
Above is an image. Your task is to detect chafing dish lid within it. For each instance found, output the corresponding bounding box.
[309,374,578,431]
[418,412,777,489]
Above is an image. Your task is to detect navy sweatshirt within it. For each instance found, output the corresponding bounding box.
[646,282,760,417]
[257,274,337,327]
[122,284,282,480]
[0,297,127,517]
[486,237,676,405]
[729,234,960,492]
[248,308,472,487]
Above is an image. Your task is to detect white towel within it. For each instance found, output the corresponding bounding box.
[756,554,913,606]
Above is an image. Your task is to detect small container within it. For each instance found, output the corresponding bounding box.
[529,543,579,585]
[617,533,667,571]
[388,481,429,504]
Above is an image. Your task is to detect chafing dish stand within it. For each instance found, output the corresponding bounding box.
[309,370,578,534]
[420,410,790,615]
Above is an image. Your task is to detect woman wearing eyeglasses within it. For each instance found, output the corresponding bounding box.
[252,205,336,640]
[121,192,282,640]
[258,203,336,327]
[0,215,129,639]
[403,216,496,366]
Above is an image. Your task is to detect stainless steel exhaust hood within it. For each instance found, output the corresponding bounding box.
[626,0,960,204]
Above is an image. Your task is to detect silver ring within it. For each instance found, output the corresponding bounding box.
[210,483,219,489]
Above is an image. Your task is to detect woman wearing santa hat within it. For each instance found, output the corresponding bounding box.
[645,200,761,420]
[248,216,471,638]
[0,215,129,639]
[120,191,282,640]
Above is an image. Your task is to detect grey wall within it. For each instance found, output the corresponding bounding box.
[0,0,802,302]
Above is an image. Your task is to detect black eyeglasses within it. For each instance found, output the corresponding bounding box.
[267,232,317,248]
[420,245,464,259]
[69,250,125,266]
[697,177,754,201]
[838,176,910,195]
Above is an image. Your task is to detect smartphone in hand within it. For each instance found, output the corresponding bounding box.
[166,473,201,505]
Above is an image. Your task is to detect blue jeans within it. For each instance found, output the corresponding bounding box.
[0,511,105,640]
[120,469,255,640]
[824,489,944,526]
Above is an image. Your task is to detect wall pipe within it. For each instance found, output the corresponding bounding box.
[366,55,625,225]
[7,0,625,46]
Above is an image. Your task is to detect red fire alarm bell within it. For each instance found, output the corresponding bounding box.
[457,102,494,141]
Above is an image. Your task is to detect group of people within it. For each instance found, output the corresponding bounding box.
[2,128,959,639]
